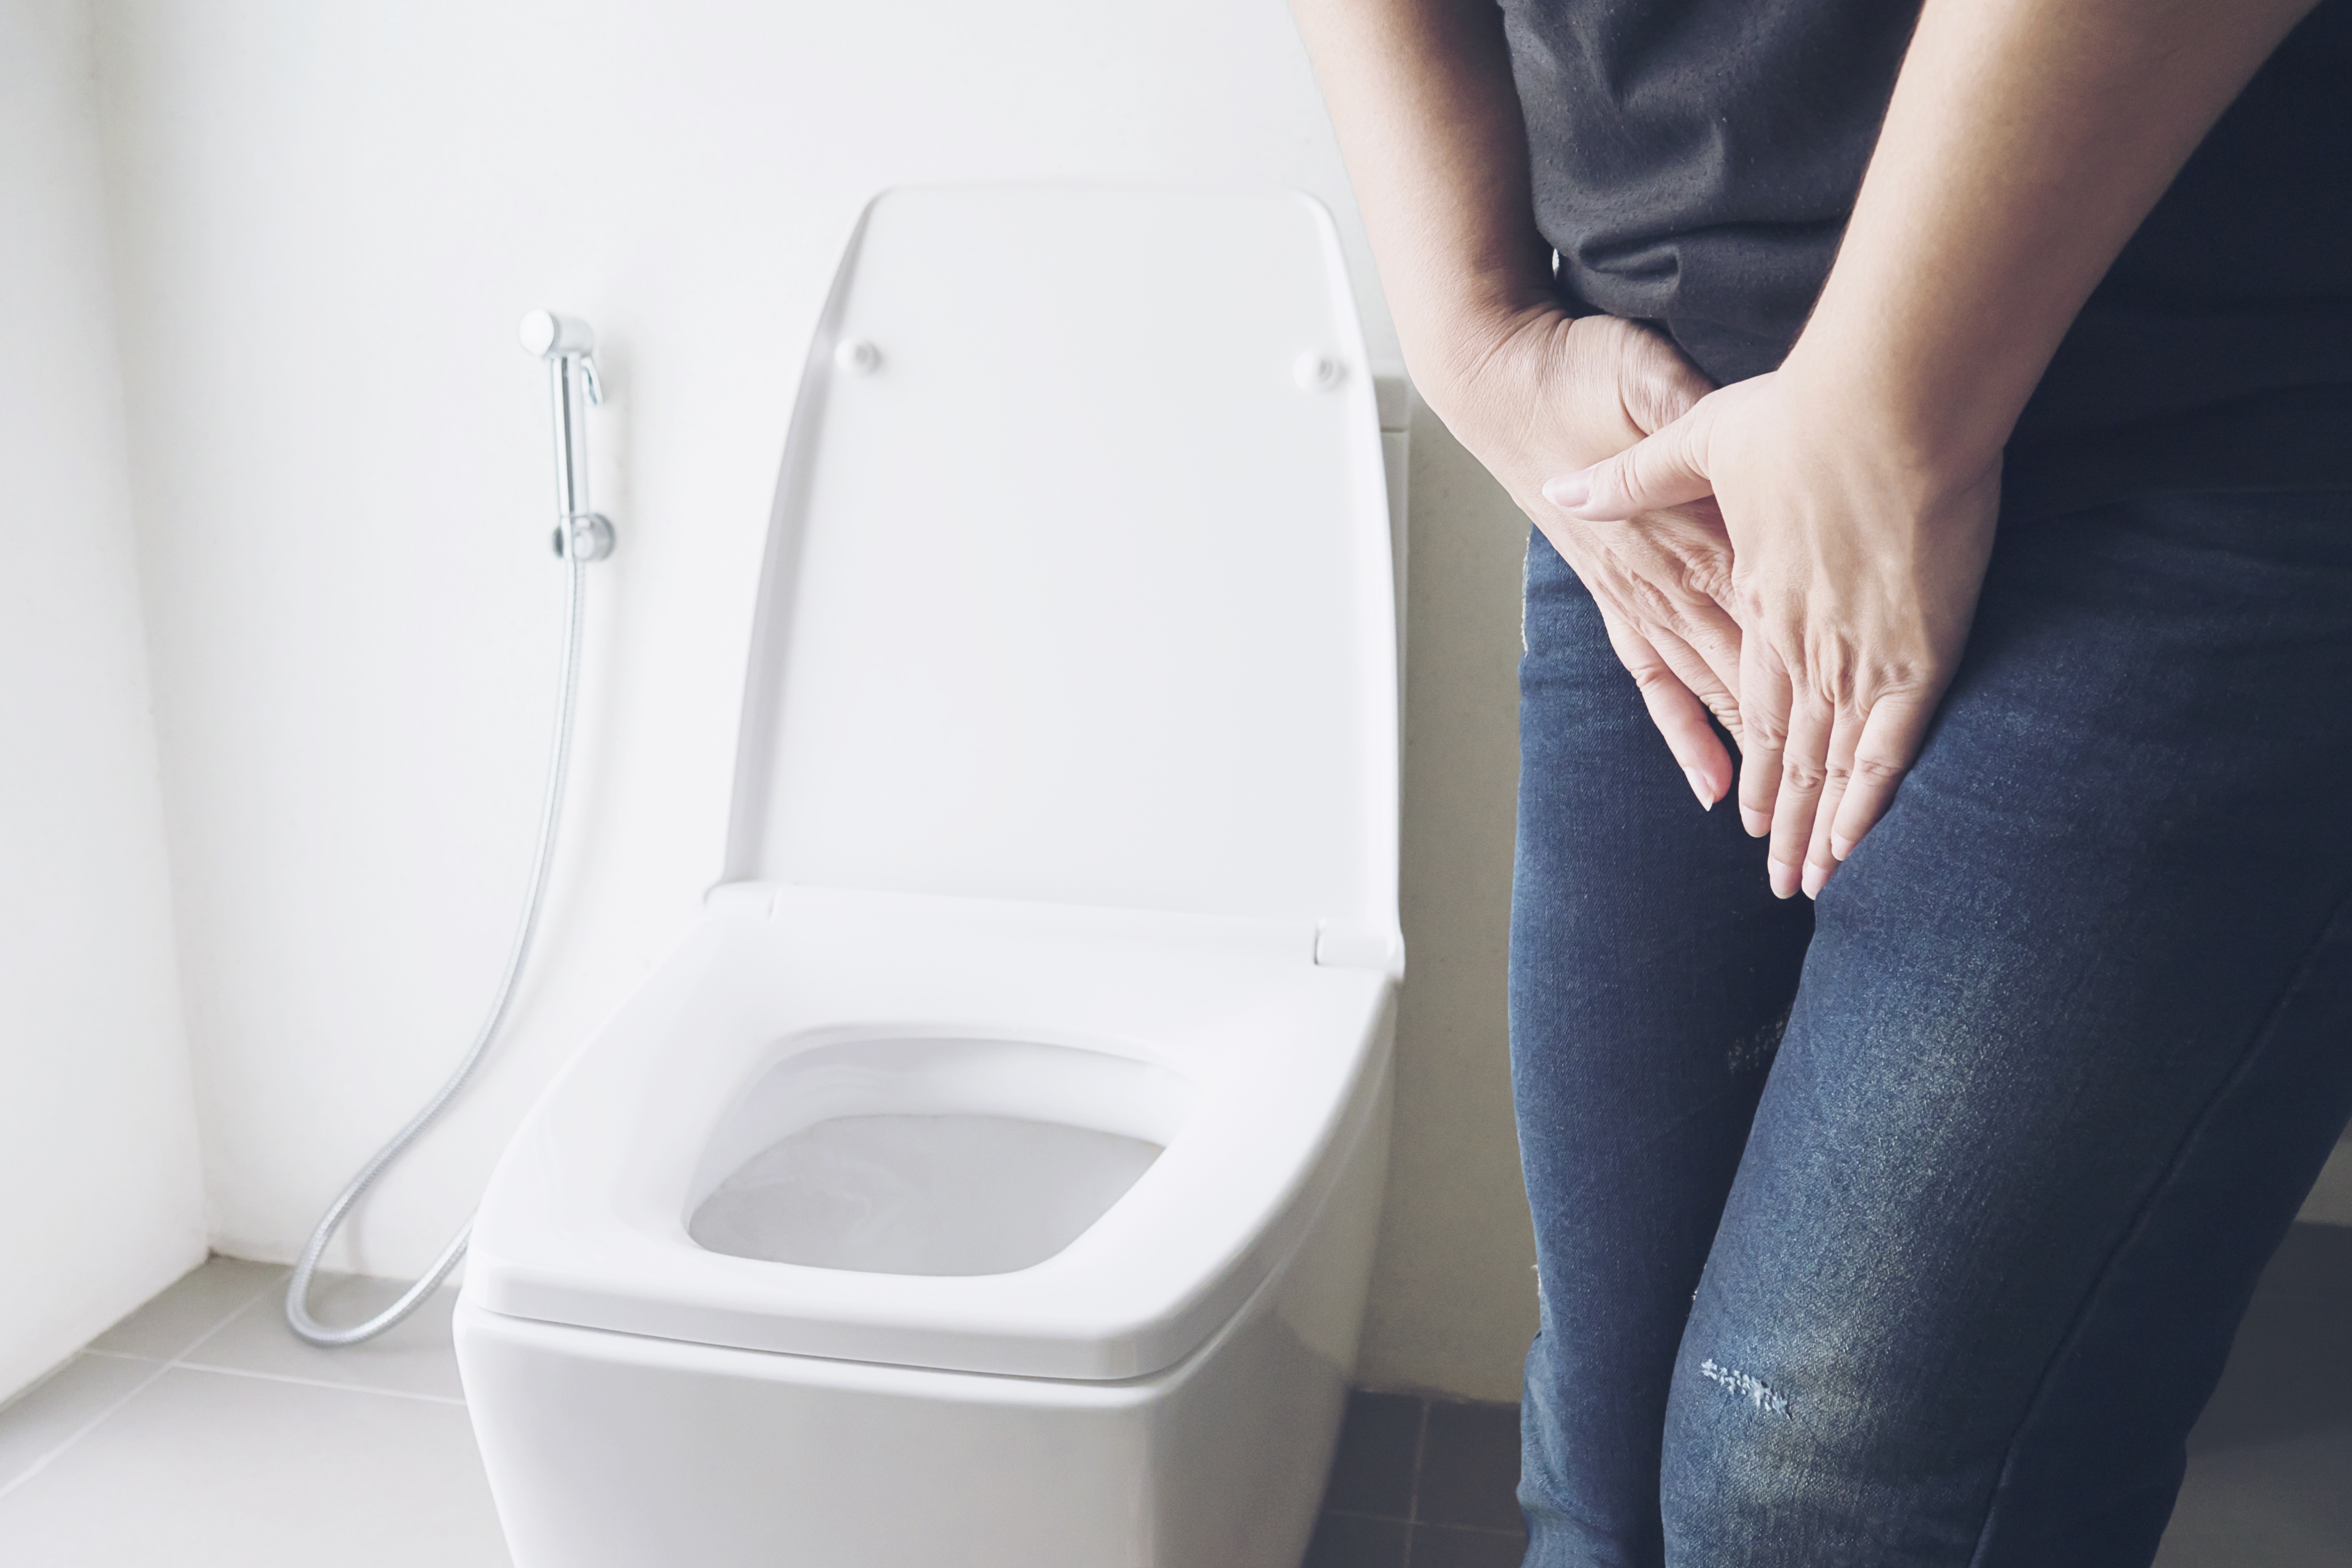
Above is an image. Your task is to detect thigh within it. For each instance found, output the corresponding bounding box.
[1512,532,1814,1566]
[1659,491,2352,1568]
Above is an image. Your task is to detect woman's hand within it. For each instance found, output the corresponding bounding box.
[1545,367,2001,897]
[1436,306,1747,808]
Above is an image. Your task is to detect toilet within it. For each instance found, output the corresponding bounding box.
[453,184,1405,1568]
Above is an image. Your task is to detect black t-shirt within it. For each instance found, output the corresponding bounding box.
[1499,0,2352,518]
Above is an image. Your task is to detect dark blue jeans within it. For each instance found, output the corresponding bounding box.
[1509,490,2352,1568]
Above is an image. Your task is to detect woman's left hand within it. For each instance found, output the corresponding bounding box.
[1544,368,2003,899]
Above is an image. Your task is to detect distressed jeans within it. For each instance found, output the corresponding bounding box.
[1509,490,2352,1568]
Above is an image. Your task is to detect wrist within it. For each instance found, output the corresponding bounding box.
[1399,283,1563,426]
[1776,323,2015,491]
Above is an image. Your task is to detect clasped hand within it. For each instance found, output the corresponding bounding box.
[1435,309,1750,808]
[1545,367,2001,899]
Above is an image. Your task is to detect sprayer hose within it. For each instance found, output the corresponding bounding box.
[285,546,589,1347]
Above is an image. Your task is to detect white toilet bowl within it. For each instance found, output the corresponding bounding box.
[456,185,1403,1568]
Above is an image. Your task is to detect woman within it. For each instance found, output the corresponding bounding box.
[1291,0,2352,1563]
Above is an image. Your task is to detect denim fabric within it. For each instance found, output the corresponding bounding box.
[1509,490,2352,1568]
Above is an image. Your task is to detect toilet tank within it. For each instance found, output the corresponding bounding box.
[724,185,1399,945]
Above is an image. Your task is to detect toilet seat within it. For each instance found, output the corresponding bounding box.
[466,884,1394,1382]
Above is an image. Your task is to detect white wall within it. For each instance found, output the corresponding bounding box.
[0,0,207,1403]
[91,0,1539,1397]
[1364,409,1541,1399]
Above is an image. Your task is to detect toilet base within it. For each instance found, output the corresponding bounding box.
[455,1071,1390,1568]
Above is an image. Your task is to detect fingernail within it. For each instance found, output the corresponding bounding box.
[1829,833,1855,860]
[1801,859,1829,899]
[1542,471,1591,510]
[1767,857,1798,899]
[1740,805,1771,838]
[1683,767,1716,810]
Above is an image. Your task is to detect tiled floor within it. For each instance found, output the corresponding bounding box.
[3,1228,2346,1567]
[1306,1392,1528,1568]
[0,1259,509,1566]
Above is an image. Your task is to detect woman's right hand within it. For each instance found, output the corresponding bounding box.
[1429,307,1744,808]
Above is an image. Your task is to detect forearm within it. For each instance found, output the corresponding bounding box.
[1288,0,1553,402]
[1793,0,2320,473]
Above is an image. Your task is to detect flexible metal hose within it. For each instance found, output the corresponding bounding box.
[284,544,590,1346]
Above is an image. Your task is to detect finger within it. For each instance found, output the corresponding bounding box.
[1828,691,1936,859]
[1801,708,1865,899]
[1667,589,1745,731]
[1736,632,1789,838]
[1767,692,1833,901]
[1542,403,1715,520]
[1650,497,1743,706]
[1642,619,1743,748]
[1598,612,1733,809]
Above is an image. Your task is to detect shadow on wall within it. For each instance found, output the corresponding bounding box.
[1357,398,1541,1403]
[2188,1224,2352,1455]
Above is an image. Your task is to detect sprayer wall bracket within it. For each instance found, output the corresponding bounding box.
[556,513,617,562]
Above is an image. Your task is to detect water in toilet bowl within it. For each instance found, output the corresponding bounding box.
[687,1112,1162,1276]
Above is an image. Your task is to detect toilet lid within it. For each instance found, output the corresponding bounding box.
[721,186,1398,936]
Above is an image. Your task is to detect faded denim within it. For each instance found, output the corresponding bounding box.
[1509,490,2352,1568]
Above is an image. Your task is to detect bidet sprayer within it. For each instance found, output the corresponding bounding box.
[520,308,615,563]
[287,309,615,1348]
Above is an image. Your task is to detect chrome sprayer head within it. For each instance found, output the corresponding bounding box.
[518,308,596,360]
[521,309,615,562]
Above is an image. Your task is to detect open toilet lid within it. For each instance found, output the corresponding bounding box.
[720,185,1398,940]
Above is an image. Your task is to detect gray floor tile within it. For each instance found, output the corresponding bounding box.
[1416,1400,1521,1531]
[0,1355,163,1494]
[1304,1511,1411,1568]
[0,1366,509,1567]
[1323,1391,1423,1519]
[1408,1522,1527,1568]
[84,1257,285,1360]
[184,1273,463,1400]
